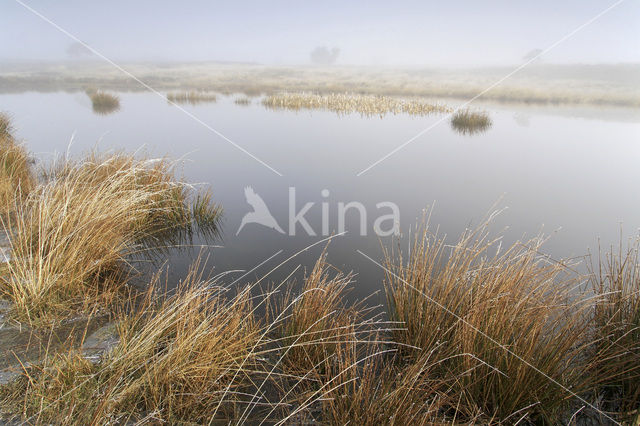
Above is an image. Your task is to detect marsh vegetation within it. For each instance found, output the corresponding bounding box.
[86,89,120,115]
[3,63,639,108]
[450,109,493,135]
[0,118,221,326]
[263,92,451,118]
[166,91,217,104]
[0,125,635,423]
[0,113,34,214]
[0,108,638,424]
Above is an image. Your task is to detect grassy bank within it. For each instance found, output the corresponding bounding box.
[2,218,638,424]
[0,114,638,424]
[2,63,639,108]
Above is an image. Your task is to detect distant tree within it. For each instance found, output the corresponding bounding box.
[66,42,93,59]
[523,48,543,63]
[310,46,340,65]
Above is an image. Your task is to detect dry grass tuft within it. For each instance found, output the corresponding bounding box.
[587,238,640,419]
[262,92,451,118]
[450,109,492,135]
[271,252,362,377]
[0,151,221,325]
[0,263,263,424]
[86,89,120,115]
[0,114,34,213]
[384,216,589,422]
[166,91,217,104]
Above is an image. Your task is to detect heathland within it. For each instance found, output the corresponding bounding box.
[1,62,639,107]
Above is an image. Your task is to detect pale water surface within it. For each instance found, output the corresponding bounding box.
[1,92,639,301]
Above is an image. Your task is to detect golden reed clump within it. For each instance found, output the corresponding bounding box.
[262,92,452,118]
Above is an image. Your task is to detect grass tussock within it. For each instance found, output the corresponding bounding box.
[587,239,640,418]
[0,263,263,424]
[0,151,221,325]
[384,217,590,423]
[86,89,120,115]
[450,109,492,135]
[271,252,363,377]
[0,114,34,213]
[262,92,451,118]
[166,91,217,104]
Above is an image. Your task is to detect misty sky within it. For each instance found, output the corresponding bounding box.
[2,0,639,66]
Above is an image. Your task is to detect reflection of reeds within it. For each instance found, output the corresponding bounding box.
[450,109,492,135]
[86,90,120,115]
[234,97,251,106]
[262,92,451,118]
[167,91,217,105]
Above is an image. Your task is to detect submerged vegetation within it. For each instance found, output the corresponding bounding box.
[166,91,217,104]
[86,89,120,115]
[450,109,492,135]
[0,114,639,424]
[263,92,451,118]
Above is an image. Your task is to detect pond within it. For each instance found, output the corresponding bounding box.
[2,92,639,302]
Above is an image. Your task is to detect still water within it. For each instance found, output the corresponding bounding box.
[2,92,639,301]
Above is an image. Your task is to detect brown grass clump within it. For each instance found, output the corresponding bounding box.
[450,109,492,135]
[309,341,458,425]
[262,92,451,118]
[166,91,217,104]
[587,239,640,419]
[384,217,590,423]
[0,264,263,424]
[86,89,120,115]
[0,151,221,325]
[271,253,361,377]
[0,114,34,213]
